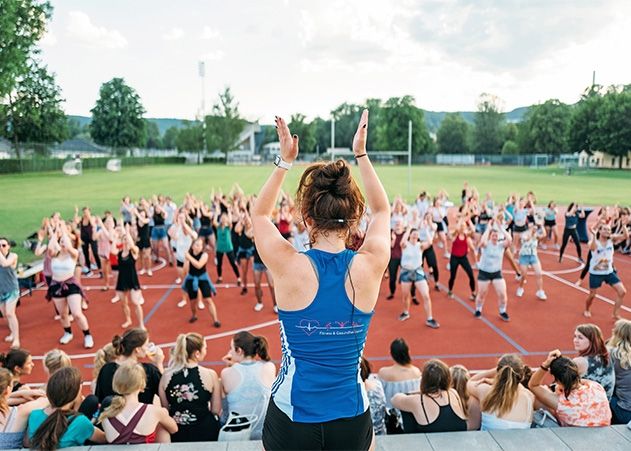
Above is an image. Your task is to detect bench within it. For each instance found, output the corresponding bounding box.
[17,260,44,296]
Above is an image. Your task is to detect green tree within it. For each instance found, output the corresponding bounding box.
[331,102,362,149]
[436,113,470,154]
[175,121,203,152]
[288,113,316,153]
[144,120,162,149]
[364,98,383,151]
[594,86,631,168]
[568,85,604,154]
[472,93,506,154]
[1,59,67,159]
[163,126,179,149]
[311,116,331,155]
[0,0,52,98]
[205,86,245,163]
[501,140,519,155]
[518,99,571,155]
[66,117,89,139]
[376,96,431,154]
[90,78,146,155]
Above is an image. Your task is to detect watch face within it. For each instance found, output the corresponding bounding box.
[274,155,281,165]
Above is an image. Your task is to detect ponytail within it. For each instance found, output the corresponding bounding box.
[98,395,126,423]
[253,336,271,362]
[481,354,524,417]
[168,333,205,373]
[99,363,146,422]
[233,331,270,361]
[31,409,74,451]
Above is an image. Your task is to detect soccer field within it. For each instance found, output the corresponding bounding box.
[1,164,629,262]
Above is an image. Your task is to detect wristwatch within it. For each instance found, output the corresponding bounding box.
[274,155,292,170]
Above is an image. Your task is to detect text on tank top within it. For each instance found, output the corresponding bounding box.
[589,239,614,275]
[272,249,373,423]
[479,242,504,273]
[401,241,423,270]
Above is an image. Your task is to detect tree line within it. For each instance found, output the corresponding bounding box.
[1,0,630,167]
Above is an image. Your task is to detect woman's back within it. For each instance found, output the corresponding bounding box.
[478,384,534,429]
[103,403,157,444]
[378,365,421,409]
[272,249,374,422]
[400,390,467,433]
[226,361,272,440]
[165,366,218,442]
[556,379,611,427]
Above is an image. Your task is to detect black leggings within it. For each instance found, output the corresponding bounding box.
[387,257,401,295]
[448,255,476,293]
[559,228,582,260]
[423,246,439,284]
[262,399,373,451]
[580,251,592,280]
[216,251,240,278]
[81,239,101,270]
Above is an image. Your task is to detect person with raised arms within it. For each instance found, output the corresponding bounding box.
[253,111,390,450]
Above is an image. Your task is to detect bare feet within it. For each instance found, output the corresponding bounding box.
[121,320,132,328]
[583,310,592,318]
[4,335,12,343]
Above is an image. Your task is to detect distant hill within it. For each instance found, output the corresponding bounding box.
[67,116,188,135]
[68,106,530,136]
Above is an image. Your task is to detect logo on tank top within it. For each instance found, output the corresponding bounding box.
[297,319,365,336]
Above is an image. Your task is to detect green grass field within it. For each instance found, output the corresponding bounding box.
[1,164,629,263]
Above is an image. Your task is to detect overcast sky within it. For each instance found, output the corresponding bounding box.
[39,0,631,123]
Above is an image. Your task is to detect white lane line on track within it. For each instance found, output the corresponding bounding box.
[501,250,583,276]
[543,271,631,314]
[31,319,280,360]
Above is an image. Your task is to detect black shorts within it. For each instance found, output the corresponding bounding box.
[513,224,527,233]
[184,279,213,299]
[262,399,373,451]
[478,270,503,281]
[434,221,445,233]
[176,259,184,268]
[544,219,556,227]
[47,281,82,299]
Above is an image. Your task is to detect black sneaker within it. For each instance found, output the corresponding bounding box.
[386,294,394,300]
[425,318,440,329]
[499,312,510,322]
[434,285,440,292]
[474,310,482,318]
[447,291,454,299]
[398,312,410,321]
[412,297,420,305]
[213,321,221,328]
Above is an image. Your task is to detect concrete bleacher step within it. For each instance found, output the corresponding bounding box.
[21,425,631,450]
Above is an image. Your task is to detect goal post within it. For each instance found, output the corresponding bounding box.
[530,154,549,168]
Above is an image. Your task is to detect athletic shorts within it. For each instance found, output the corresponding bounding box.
[475,223,488,234]
[434,221,445,233]
[151,226,167,240]
[47,281,82,299]
[253,262,267,272]
[199,227,214,238]
[184,279,213,299]
[518,254,538,266]
[0,290,19,304]
[589,272,621,289]
[513,224,528,233]
[399,268,426,283]
[176,259,184,268]
[237,247,255,260]
[262,399,373,451]
[478,270,503,281]
[544,219,556,227]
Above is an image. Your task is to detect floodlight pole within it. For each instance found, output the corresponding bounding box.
[199,61,206,165]
[331,118,335,161]
[408,120,412,199]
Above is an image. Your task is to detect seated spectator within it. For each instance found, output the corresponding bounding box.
[221,331,275,440]
[26,367,106,449]
[0,349,44,407]
[378,338,422,409]
[529,350,611,427]
[91,343,116,394]
[95,329,164,406]
[392,359,467,433]
[573,323,614,399]
[43,349,72,378]
[468,354,534,430]
[450,365,481,430]
[159,333,221,442]
[360,357,386,435]
[0,368,47,449]
[100,363,177,444]
[608,319,631,424]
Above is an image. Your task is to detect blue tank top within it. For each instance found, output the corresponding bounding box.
[271,249,373,422]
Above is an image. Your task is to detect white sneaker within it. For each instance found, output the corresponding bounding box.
[254,303,264,312]
[198,300,205,309]
[147,269,153,277]
[516,287,524,297]
[111,295,120,304]
[177,299,187,308]
[536,290,548,300]
[273,305,278,314]
[84,335,94,349]
[175,277,182,284]
[59,332,73,345]
[139,269,146,275]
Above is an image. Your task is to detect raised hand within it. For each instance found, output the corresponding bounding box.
[274,116,299,163]
[352,109,369,156]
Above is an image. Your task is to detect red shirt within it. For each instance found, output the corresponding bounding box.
[391,232,404,259]
[451,235,468,257]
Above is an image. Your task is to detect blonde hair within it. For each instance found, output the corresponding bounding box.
[93,343,117,379]
[98,363,146,422]
[481,354,525,417]
[0,368,13,415]
[169,333,205,373]
[44,349,72,375]
[609,319,631,369]
[450,365,470,417]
